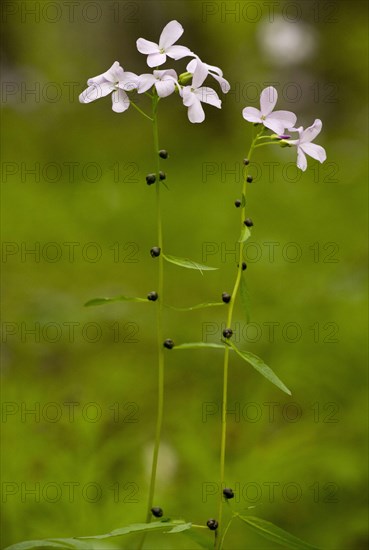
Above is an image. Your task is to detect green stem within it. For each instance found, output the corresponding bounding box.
[138,94,165,549]
[130,100,153,121]
[216,129,262,548]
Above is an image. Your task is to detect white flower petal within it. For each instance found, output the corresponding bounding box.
[154,69,178,79]
[197,86,221,108]
[300,119,323,144]
[87,61,123,85]
[112,88,130,113]
[137,74,156,93]
[147,52,167,67]
[159,20,184,49]
[264,110,297,134]
[186,58,198,73]
[182,87,196,107]
[79,82,114,103]
[192,59,208,88]
[136,38,159,55]
[211,73,231,93]
[300,143,326,163]
[155,79,176,98]
[242,106,262,123]
[260,86,278,116]
[166,45,193,60]
[118,72,139,91]
[187,98,205,123]
[296,146,307,171]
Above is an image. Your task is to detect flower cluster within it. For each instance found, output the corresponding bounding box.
[79,20,229,123]
[242,86,326,171]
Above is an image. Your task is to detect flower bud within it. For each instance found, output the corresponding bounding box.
[150,247,161,258]
[178,72,193,85]
[279,139,292,148]
[244,218,253,227]
[222,292,231,304]
[146,173,156,185]
[207,519,218,531]
[163,339,174,349]
[222,328,233,339]
[151,507,163,518]
[147,291,158,301]
[159,150,168,159]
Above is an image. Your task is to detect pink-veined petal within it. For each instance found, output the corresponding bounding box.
[260,86,278,116]
[155,79,176,98]
[264,110,297,134]
[137,74,156,94]
[147,52,167,67]
[79,82,114,103]
[300,119,323,144]
[196,86,221,108]
[242,106,262,123]
[300,142,326,163]
[111,88,130,113]
[296,146,308,171]
[210,73,230,93]
[159,20,184,49]
[187,98,205,123]
[136,38,158,55]
[166,45,193,60]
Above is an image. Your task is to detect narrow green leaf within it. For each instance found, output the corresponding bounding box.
[166,522,192,533]
[238,225,251,243]
[163,254,218,273]
[84,295,147,307]
[167,302,224,311]
[229,342,292,395]
[79,521,188,540]
[238,516,321,550]
[174,342,226,350]
[4,539,92,550]
[183,530,213,549]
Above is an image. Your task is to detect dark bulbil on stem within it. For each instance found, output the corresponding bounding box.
[247,175,253,183]
[147,291,158,302]
[238,261,247,271]
[243,158,250,165]
[150,247,161,257]
[159,171,166,181]
[222,292,231,304]
[207,519,218,531]
[151,506,163,518]
[223,487,234,499]
[222,328,233,339]
[244,218,253,227]
[234,199,241,208]
[163,339,174,349]
[158,149,168,159]
[146,173,156,185]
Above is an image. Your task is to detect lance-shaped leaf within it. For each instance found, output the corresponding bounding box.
[228,341,291,395]
[4,538,92,550]
[84,295,147,307]
[174,342,226,350]
[238,225,251,243]
[238,516,321,550]
[79,521,191,540]
[163,254,218,273]
[166,302,224,311]
[166,522,192,533]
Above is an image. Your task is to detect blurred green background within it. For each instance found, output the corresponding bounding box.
[1,0,368,548]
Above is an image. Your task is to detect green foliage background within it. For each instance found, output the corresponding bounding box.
[1,1,368,548]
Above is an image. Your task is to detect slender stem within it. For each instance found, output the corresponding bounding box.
[138,94,165,550]
[130,100,153,121]
[216,129,263,548]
